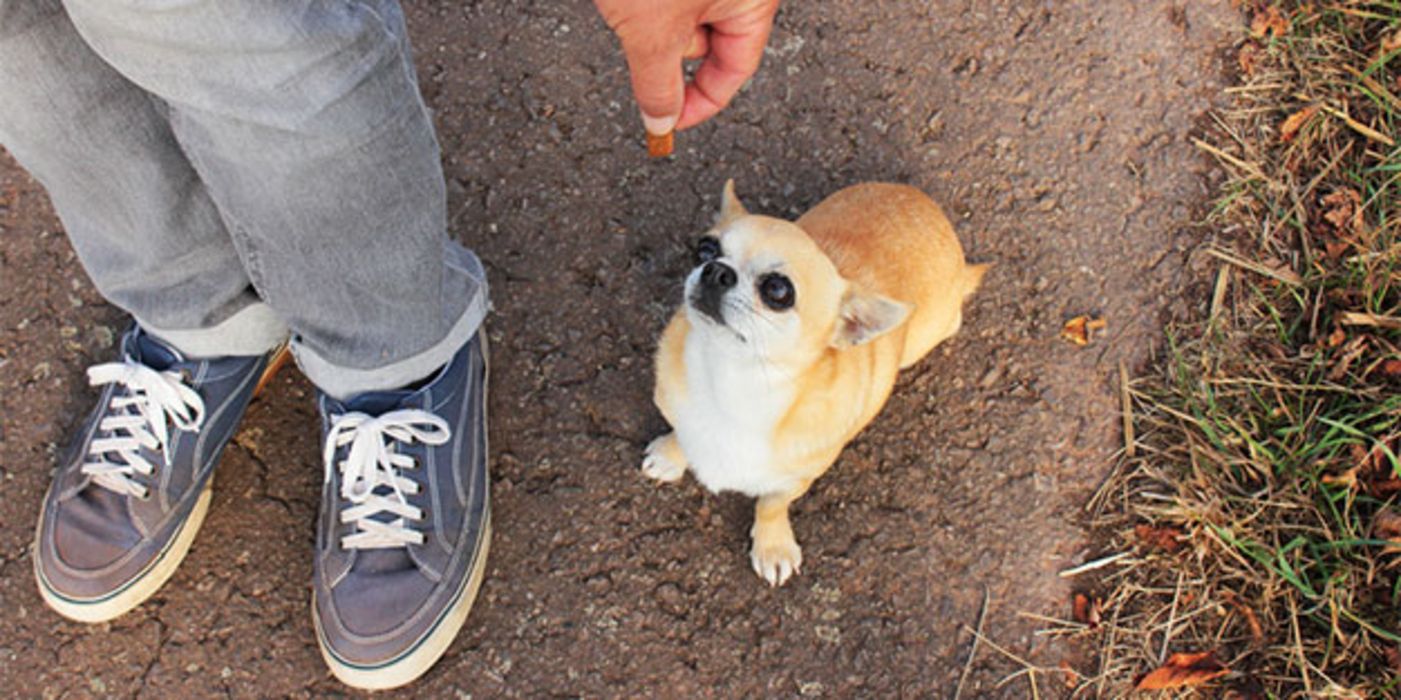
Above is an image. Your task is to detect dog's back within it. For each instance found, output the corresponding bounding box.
[797,183,985,367]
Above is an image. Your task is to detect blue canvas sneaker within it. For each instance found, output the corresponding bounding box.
[312,332,490,690]
[34,325,288,622]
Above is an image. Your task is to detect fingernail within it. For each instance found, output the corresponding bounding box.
[641,112,678,135]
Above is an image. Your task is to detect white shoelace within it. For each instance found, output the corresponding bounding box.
[323,409,452,550]
[81,361,206,499]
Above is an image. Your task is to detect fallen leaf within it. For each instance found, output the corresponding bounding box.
[1323,240,1350,260]
[1360,440,1401,493]
[1279,105,1319,142]
[1250,5,1288,39]
[1358,441,1391,476]
[1383,359,1401,377]
[1374,509,1401,554]
[1364,438,1391,463]
[1134,524,1184,552]
[1062,317,1089,345]
[1237,43,1260,76]
[1321,189,1363,233]
[1326,328,1348,348]
[1061,315,1107,346]
[1134,651,1230,690]
[1386,646,1401,673]
[1369,479,1401,496]
[1072,593,1102,629]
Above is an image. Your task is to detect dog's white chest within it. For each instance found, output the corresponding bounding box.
[673,341,798,497]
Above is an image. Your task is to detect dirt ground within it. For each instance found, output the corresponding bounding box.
[0,1,1239,697]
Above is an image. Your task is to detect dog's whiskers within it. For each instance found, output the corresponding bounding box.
[721,297,780,382]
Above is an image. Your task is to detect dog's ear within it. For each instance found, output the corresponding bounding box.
[830,288,912,348]
[717,179,748,226]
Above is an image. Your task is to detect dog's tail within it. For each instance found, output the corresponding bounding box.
[960,262,989,300]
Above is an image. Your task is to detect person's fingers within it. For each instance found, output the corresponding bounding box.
[676,22,771,130]
[676,83,718,131]
[622,37,686,134]
[684,26,710,60]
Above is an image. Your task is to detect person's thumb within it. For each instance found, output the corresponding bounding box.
[621,39,684,134]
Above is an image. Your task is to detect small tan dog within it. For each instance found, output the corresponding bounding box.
[644,180,986,586]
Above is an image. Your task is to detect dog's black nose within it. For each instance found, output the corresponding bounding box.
[700,261,737,289]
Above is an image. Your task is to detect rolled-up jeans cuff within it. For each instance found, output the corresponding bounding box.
[292,248,489,400]
[139,302,289,358]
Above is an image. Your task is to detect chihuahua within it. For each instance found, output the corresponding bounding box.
[643,180,986,586]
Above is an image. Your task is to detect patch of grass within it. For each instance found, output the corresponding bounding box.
[1068,1,1400,697]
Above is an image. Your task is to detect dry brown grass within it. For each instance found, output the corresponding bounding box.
[1058,1,1401,697]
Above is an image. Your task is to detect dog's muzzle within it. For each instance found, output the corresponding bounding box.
[690,261,737,325]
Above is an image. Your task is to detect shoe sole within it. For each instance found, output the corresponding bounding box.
[34,343,291,623]
[316,334,493,691]
[253,341,293,397]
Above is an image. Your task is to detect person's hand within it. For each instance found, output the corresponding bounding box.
[594,0,780,135]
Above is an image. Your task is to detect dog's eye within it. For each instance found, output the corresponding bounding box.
[758,273,795,311]
[696,236,722,264]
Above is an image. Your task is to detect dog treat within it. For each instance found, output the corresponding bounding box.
[646,130,674,158]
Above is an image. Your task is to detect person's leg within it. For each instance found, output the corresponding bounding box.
[5,0,290,625]
[0,0,286,356]
[61,0,488,399]
[55,1,491,688]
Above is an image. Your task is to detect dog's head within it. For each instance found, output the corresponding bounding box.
[683,181,910,364]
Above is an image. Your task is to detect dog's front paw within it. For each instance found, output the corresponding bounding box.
[750,533,803,587]
[641,433,687,483]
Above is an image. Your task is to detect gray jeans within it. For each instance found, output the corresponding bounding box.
[0,0,488,398]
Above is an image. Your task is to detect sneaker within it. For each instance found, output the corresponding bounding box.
[34,325,289,622]
[312,332,491,690]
